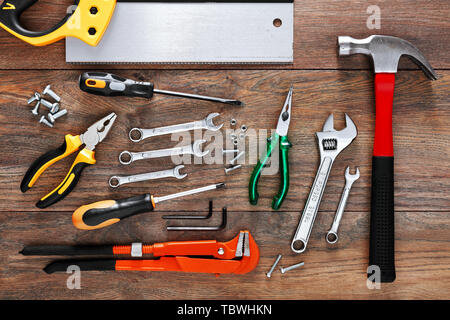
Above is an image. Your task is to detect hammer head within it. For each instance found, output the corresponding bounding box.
[338,35,437,79]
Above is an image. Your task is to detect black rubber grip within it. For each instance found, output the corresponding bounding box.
[21,245,113,256]
[369,156,396,283]
[44,259,116,274]
[79,72,154,98]
[36,161,92,209]
[82,194,155,227]
[20,140,68,193]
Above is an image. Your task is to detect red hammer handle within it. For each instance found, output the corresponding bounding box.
[369,73,396,282]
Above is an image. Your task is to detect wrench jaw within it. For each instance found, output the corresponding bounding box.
[173,165,188,180]
[205,113,224,131]
[316,113,357,161]
[345,166,360,182]
[192,139,210,157]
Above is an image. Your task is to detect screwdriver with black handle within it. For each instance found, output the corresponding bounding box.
[79,72,243,106]
[72,183,225,230]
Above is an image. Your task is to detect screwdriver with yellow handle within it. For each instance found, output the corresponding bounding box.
[79,72,243,106]
[72,183,225,230]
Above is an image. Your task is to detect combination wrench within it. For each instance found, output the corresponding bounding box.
[119,139,209,165]
[291,114,357,253]
[109,165,187,188]
[129,113,223,142]
[326,166,360,244]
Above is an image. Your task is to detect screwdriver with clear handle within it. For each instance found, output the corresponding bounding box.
[72,183,225,230]
[79,72,243,106]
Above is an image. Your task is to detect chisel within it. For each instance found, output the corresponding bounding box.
[72,183,225,230]
[79,72,243,106]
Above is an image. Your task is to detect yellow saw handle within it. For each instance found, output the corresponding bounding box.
[0,0,116,46]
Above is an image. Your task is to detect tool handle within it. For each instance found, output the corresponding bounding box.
[21,245,113,256]
[72,194,155,230]
[369,156,396,282]
[36,148,96,209]
[79,72,154,98]
[20,134,82,192]
[272,135,291,210]
[44,259,116,274]
[249,133,279,206]
[373,73,395,157]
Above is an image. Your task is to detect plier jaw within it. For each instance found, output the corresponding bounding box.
[276,85,293,137]
[80,112,117,150]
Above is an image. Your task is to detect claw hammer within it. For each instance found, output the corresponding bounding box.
[338,35,437,282]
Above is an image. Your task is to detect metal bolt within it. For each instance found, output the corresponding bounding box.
[224,164,242,174]
[222,149,239,154]
[43,85,61,102]
[27,92,40,104]
[30,100,40,115]
[230,151,245,165]
[266,254,282,278]
[48,109,68,123]
[39,115,54,128]
[41,99,59,114]
[50,102,60,114]
[280,261,304,274]
[40,98,53,109]
[230,118,237,126]
[241,125,247,132]
[218,248,225,255]
[233,139,239,146]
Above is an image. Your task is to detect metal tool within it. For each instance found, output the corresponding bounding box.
[21,113,117,208]
[119,139,209,165]
[266,254,282,278]
[291,114,357,254]
[39,115,53,128]
[65,2,293,63]
[27,93,40,105]
[167,207,227,231]
[326,166,360,244]
[230,151,245,165]
[225,164,242,174]
[338,35,437,283]
[47,109,68,123]
[280,261,304,274]
[80,72,243,106]
[249,86,293,210]
[21,231,259,275]
[31,100,40,115]
[129,113,223,142]
[43,85,61,102]
[72,183,225,230]
[163,200,215,220]
[40,99,59,114]
[109,165,187,188]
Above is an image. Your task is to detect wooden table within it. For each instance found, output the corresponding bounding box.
[0,0,448,300]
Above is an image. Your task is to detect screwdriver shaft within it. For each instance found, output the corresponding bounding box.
[154,89,243,106]
[154,183,225,204]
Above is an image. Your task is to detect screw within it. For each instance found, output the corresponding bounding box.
[218,248,225,255]
[222,149,239,154]
[30,100,40,115]
[266,254,282,278]
[48,109,68,123]
[41,99,59,113]
[27,92,40,104]
[50,103,60,114]
[39,115,54,128]
[230,151,245,165]
[43,85,61,102]
[280,261,304,274]
[224,164,242,174]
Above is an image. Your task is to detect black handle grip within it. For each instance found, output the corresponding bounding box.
[21,245,113,256]
[369,156,396,283]
[73,194,155,230]
[44,259,116,274]
[79,72,154,98]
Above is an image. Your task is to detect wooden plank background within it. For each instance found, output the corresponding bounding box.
[0,0,449,300]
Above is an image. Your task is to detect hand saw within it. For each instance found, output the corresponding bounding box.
[21,230,260,275]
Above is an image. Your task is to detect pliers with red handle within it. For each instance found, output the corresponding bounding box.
[20,231,260,275]
[20,113,117,208]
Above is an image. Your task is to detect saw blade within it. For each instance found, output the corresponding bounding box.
[66,2,293,64]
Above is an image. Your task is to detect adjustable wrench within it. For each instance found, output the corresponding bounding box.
[326,166,360,244]
[129,113,223,142]
[109,165,187,188]
[119,139,209,165]
[291,114,357,253]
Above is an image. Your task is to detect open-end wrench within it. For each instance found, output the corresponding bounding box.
[119,140,209,165]
[109,165,187,188]
[326,166,360,244]
[129,113,223,142]
[291,114,357,254]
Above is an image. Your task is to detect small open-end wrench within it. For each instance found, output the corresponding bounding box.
[291,114,357,254]
[119,140,209,165]
[326,166,360,244]
[129,113,223,142]
[109,165,187,188]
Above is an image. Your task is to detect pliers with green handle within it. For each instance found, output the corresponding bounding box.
[249,86,293,210]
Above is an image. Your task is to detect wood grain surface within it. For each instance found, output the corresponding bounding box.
[0,0,449,300]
